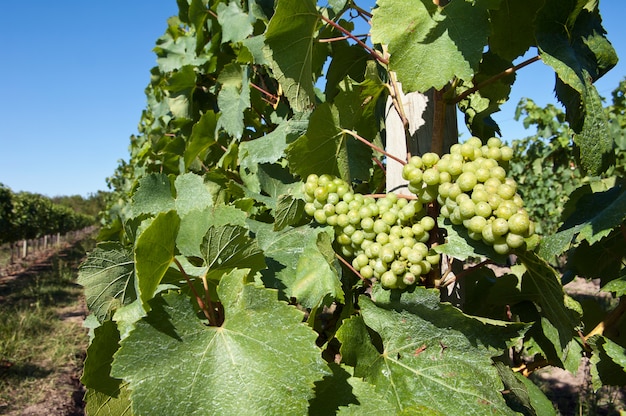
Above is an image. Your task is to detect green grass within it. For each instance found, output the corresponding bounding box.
[0,238,95,413]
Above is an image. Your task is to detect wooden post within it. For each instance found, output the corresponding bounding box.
[385,85,464,307]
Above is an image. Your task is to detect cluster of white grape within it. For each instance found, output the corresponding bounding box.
[303,174,440,289]
[302,137,534,289]
[402,137,533,255]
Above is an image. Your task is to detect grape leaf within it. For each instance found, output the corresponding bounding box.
[285,102,372,183]
[217,1,254,44]
[239,115,309,193]
[264,0,318,112]
[371,0,492,92]
[274,194,304,231]
[200,224,266,280]
[517,251,581,351]
[589,335,626,389]
[489,0,543,61]
[310,363,397,415]
[536,3,617,174]
[135,211,180,310]
[155,30,208,73]
[174,172,214,217]
[81,320,123,397]
[250,221,342,307]
[539,185,626,261]
[177,204,248,258]
[216,63,250,139]
[78,242,136,322]
[495,362,556,416]
[111,270,329,415]
[184,110,218,168]
[130,173,175,218]
[337,288,524,415]
[84,383,133,416]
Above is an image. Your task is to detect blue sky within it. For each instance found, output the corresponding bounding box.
[0,1,624,197]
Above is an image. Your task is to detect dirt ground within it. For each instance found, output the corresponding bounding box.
[0,242,89,416]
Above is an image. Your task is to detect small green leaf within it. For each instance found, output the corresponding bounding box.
[495,362,556,416]
[111,270,329,415]
[176,204,248,258]
[310,363,397,415]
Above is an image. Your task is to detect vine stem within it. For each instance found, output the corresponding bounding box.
[249,82,279,106]
[349,0,373,19]
[319,14,388,65]
[452,55,541,104]
[173,258,216,325]
[342,129,407,166]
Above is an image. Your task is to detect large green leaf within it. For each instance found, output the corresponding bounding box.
[264,0,319,111]
[78,242,136,322]
[371,0,492,92]
[135,211,180,309]
[111,270,329,415]
[337,288,525,415]
[285,102,372,183]
[155,29,209,73]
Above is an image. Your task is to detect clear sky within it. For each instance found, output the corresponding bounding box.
[1,1,624,198]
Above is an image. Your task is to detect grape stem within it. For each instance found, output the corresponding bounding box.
[173,258,216,325]
[342,129,407,166]
[335,253,371,286]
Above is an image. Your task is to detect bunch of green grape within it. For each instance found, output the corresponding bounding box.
[303,174,440,289]
[402,137,534,255]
